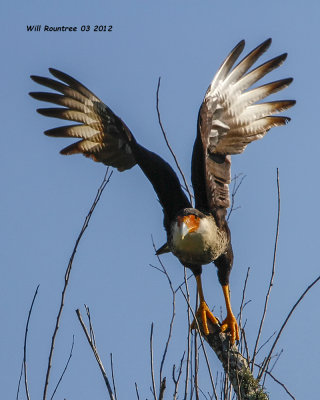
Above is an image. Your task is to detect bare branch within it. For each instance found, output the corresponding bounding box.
[183,268,191,399]
[174,272,193,294]
[22,285,40,400]
[150,323,157,400]
[156,77,193,205]
[252,168,280,371]
[262,349,283,389]
[237,267,250,361]
[43,168,113,400]
[151,238,176,388]
[268,348,283,375]
[16,361,23,400]
[178,286,218,400]
[172,352,185,400]
[158,378,166,400]
[238,267,250,329]
[182,305,268,400]
[134,382,140,400]
[194,329,200,400]
[258,274,320,380]
[227,174,246,221]
[50,336,74,400]
[85,305,96,347]
[256,331,277,357]
[76,308,115,400]
[265,370,295,400]
[110,354,118,400]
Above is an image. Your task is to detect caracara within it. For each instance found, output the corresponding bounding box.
[30,39,295,344]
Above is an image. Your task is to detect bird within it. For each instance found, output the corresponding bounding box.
[29,38,295,344]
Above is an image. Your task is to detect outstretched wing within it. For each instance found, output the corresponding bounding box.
[192,39,295,215]
[30,68,136,171]
[30,69,191,223]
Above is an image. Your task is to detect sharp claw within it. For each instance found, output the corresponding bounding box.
[220,323,227,332]
[201,308,209,335]
[220,314,239,344]
[191,301,219,335]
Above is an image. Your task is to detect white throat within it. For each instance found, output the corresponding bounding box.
[170,216,228,265]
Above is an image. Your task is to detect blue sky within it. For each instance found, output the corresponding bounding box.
[2,1,319,398]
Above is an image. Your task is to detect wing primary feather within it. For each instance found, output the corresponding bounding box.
[233,53,288,94]
[44,124,99,139]
[36,107,96,124]
[208,40,245,94]
[29,92,92,113]
[194,39,295,214]
[233,78,293,110]
[30,75,69,94]
[48,68,100,101]
[30,75,92,104]
[226,100,296,126]
[60,141,84,155]
[221,38,272,89]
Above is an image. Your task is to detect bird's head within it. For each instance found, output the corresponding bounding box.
[176,214,201,239]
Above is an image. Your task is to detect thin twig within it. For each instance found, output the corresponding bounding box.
[179,286,218,400]
[85,305,96,347]
[258,274,320,380]
[241,328,250,365]
[269,348,283,374]
[159,378,166,400]
[262,349,283,388]
[174,273,193,294]
[237,267,250,359]
[156,77,193,205]
[50,336,75,400]
[110,354,118,400]
[198,386,210,400]
[255,331,277,357]
[194,327,200,400]
[183,268,191,399]
[238,267,250,329]
[172,352,185,400]
[227,174,246,221]
[265,369,295,400]
[43,168,112,400]
[134,382,140,400]
[150,323,157,400]
[190,333,194,399]
[23,285,40,400]
[252,168,280,371]
[151,238,176,387]
[16,361,23,400]
[76,308,115,400]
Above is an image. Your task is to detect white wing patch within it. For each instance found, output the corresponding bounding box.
[30,68,136,171]
[199,39,295,209]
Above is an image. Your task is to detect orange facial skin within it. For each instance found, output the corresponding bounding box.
[177,215,200,234]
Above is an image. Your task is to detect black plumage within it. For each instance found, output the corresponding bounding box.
[30,39,295,343]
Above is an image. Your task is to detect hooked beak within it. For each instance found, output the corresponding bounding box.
[178,215,200,239]
[180,222,190,240]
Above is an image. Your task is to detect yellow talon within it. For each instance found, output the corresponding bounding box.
[220,312,239,344]
[221,285,239,344]
[191,301,219,335]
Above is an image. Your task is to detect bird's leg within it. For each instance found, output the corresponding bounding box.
[190,275,219,335]
[220,284,239,344]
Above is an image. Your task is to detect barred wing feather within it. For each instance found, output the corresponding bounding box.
[198,39,295,210]
[30,69,136,171]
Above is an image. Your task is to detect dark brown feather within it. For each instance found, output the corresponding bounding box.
[192,40,295,215]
